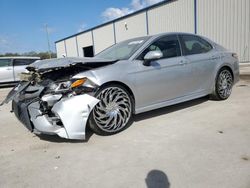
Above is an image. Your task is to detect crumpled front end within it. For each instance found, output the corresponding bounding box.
[30,94,99,139]
[8,61,102,140]
[12,82,99,140]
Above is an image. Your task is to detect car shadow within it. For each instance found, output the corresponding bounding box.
[36,128,93,143]
[134,96,209,122]
[145,169,170,188]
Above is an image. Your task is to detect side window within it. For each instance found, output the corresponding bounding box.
[180,35,213,55]
[0,59,12,67]
[138,35,181,60]
[13,59,37,66]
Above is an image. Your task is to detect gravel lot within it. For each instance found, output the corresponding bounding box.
[0,80,250,188]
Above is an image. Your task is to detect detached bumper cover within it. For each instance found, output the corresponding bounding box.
[13,94,99,140]
[12,99,33,131]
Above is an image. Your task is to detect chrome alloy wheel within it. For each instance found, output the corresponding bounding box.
[93,87,132,132]
[217,69,233,99]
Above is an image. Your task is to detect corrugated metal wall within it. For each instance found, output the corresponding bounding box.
[115,12,147,43]
[55,41,66,58]
[76,31,93,57]
[148,0,194,34]
[93,24,115,54]
[197,0,250,62]
[65,37,78,57]
[56,0,250,62]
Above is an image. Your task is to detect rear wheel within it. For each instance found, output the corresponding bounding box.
[212,68,233,100]
[88,84,133,135]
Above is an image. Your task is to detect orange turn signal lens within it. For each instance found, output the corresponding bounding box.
[71,78,87,88]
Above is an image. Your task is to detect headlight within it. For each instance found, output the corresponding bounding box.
[47,78,98,94]
[47,81,72,93]
[71,77,98,89]
[58,81,72,90]
[70,77,99,94]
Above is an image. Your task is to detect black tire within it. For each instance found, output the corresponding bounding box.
[211,68,234,100]
[88,84,134,136]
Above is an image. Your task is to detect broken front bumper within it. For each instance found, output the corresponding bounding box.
[12,94,99,140]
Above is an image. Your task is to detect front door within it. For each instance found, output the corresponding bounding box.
[135,35,193,109]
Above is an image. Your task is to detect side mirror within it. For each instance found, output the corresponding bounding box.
[143,50,163,66]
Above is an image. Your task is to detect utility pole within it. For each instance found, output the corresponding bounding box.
[45,23,51,59]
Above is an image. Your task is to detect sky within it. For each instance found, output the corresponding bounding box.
[0,0,163,54]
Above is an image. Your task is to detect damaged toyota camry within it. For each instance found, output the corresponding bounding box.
[0,33,239,140]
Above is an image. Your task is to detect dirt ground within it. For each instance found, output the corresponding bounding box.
[0,80,250,188]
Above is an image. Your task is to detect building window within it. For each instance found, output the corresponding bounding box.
[83,46,94,57]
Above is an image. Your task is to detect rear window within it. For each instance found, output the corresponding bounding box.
[0,59,12,67]
[13,59,37,66]
[180,35,213,55]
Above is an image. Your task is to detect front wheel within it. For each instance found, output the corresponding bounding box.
[88,84,133,136]
[212,68,234,100]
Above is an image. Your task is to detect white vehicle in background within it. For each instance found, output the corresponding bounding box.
[0,57,40,85]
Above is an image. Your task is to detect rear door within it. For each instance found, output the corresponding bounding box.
[179,34,216,92]
[0,59,14,83]
[13,59,37,81]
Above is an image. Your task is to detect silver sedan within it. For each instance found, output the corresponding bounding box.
[1,32,239,140]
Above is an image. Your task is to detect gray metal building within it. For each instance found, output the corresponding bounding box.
[55,0,250,62]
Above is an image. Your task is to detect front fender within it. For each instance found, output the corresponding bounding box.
[52,94,100,140]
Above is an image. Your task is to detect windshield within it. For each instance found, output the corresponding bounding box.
[95,36,150,60]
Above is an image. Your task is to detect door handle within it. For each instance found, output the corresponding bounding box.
[210,55,220,60]
[6,67,13,70]
[179,60,188,65]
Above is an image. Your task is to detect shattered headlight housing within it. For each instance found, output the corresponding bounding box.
[47,77,98,94]
[48,81,72,93]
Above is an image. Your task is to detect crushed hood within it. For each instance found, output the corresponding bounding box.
[27,57,117,72]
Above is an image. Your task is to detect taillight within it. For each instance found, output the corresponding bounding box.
[232,53,238,59]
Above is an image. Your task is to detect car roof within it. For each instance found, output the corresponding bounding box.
[149,32,200,38]
[0,56,40,59]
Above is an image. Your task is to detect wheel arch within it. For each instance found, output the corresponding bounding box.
[211,65,234,100]
[210,64,234,97]
[217,65,234,81]
[98,81,136,113]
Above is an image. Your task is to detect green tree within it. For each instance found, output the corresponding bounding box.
[0,51,57,59]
